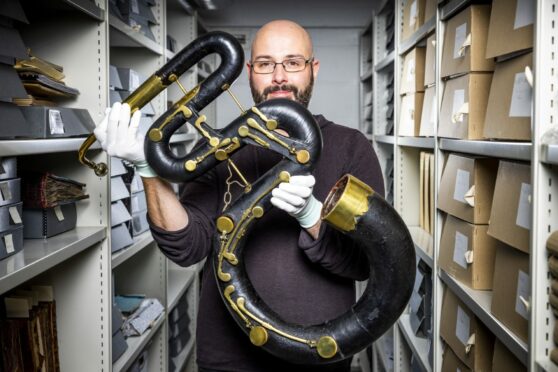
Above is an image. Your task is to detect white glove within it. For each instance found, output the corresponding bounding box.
[94,102,157,178]
[270,175,323,229]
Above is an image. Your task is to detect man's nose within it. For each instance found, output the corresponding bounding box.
[272,63,288,84]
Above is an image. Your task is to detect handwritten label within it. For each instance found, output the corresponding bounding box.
[48,109,65,135]
[456,305,470,345]
[453,169,470,204]
[453,231,469,269]
[454,23,468,59]
[0,182,11,201]
[8,207,21,224]
[54,206,65,222]
[4,233,14,254]
[509,72,532,118]
[515,270,530,319]
[514,0,535,29]
[515,182,532,230]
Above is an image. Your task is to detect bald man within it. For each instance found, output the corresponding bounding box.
[95,20,384,372]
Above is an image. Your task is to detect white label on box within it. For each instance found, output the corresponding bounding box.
[4,233,14,254]
[454,23,468,59]
[509,72,533,118]
[514,0,535,29]
[132,195,139,212]
[0,182,11,201]
[515,270,530,319]
[131,0,140,14]
[54,206,65,222]
[8,207,21,224]
[515,182,532,230]
[453,169,470,203]
[453,231,469,269]
[407,58,416,83]
[456,305,470,345]
[452,89,465,122]
[48,110,65,135]
[409,0,417,26]
[130,71,140,90]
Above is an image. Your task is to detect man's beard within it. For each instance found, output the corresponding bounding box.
[250,73,314,108]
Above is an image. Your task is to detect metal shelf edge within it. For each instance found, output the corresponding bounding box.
[398,314,432,372]
[62,0,105,21]
[374,51,395,72]
[0,226,106,295]
[398,136,435,149]
[0,138,100,157]
[439,270,529,365]
[113,312,165,372]
[439,139,532,161]
[408,226,434,268]
[541,144,558,165]
[374,135,396,145]
[441,0,491,21]
[399,17,436,56]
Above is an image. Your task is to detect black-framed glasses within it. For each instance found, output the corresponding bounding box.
[251,57,314,74]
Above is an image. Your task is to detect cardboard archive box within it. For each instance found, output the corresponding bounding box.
[424,33,436,87]
[402,0,426,41]
[400,47,426,95]
[492,339,527,371]
[491,244,530,343]
[399,93,424,136]
[424,0,436,23]
[419,152,434,234]
[440,288,495,370]
[441,5,494,78]
[438,153,498,224]
[419,85,436,136]
[487,161,531,253]
[441,346,471,372]
[439,73,493,139]
[439,214,501,290]
[485,0,535,58]
[484,52,533,141]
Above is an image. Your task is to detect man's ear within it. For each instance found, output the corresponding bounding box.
[246,62,252,75]
[312,59,320,79]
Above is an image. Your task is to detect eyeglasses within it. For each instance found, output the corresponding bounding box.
[251,57,313,74]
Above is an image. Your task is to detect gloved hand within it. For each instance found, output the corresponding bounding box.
[270,175,322,229]
[94,102,157,178]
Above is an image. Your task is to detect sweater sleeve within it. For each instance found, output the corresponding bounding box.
[147,169,221,267]
[299,130,384,280]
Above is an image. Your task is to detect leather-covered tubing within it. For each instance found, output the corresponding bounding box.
[143,31,415,365]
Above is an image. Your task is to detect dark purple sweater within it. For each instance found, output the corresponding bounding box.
[148,115,384,371]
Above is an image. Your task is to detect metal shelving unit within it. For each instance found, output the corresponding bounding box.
[398,136,435,149]
[439,139,532,161]
[399,16,436,55]
[408,226,433,267]
[111,230,154,269]
[398,314,432,372]
[109,14,163,54]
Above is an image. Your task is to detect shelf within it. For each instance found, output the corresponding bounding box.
[439,139,531,161]
[398,136,435,149]
[360,68,373,82]
[375,135,395,145]
[407,226,433,268]
[166,49,176,60]
[111,230,154,269]
[60,0,105,21]
[441,0,491,21]
[541,144,558,165]
[171,337,195,372]
[0,227,106,294]
[109,14,163,55]
[365,133,374,141]
[170,132,196,144]
[0,137,100,157]
[113,311,165,372]
[399,17,436,55]
[398,314,432,372]
[167,267,195,310]
[374,51,395,72]
[439,270,528,365]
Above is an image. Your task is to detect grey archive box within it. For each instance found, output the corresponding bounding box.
[0,157,17,180]
[168,311,190,339]
[111,222,133,253]
[169,291,188,323]
[111,176,130,202]
[0,202,22,233]
[0,178,21,206]
[112,330,128,363]
[0,102,32,139]
[111,200,132,227]
[119,91,155,116]
[0,24,27,60]
[131,211,148,236]
[109,65,123,90]
[168,327,191,357]
[22,203,77,239]
[128,346,149,372]
[130,190,147,214]
[19,106,96,139]
[111,157,128,177]
[0,63,27,102]
[116,68,142,91]
[0,225,23,261]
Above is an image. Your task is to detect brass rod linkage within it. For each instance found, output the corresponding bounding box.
[222,84,246,113]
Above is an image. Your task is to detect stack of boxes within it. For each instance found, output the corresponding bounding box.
[168,290,191,371]
[111,158,134,253]
[408,258,433,365]
[110,0,158,42]
[419,33,436,137]
[399,46,425,136]
[0,157,23,260]
[129,172,149,237]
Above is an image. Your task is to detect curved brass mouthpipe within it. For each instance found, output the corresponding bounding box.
[77,75,166,176]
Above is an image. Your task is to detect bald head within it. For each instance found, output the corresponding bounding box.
[251,20,313,62]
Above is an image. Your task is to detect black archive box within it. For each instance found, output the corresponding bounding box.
[22,202,77,238]
[0,63,27,102]
[19,106,95,138]
[0,102,31,139]
[112,329,128,363]
[0,157,17,180]
[0,201,22,233]
[0,178,21,206]
[168,327,191,357]
[111,223,133,253]
[0,225,23,260]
